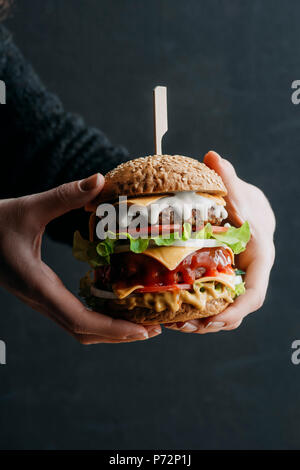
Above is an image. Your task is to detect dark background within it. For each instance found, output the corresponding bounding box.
[0,0,298,450]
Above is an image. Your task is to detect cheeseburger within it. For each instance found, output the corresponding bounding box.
[73,155,250,324]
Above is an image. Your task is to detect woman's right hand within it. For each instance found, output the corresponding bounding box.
[0,173,161,344]
[165,151,276,334]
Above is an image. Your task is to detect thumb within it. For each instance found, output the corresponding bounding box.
[204,151,245,226]
[204,150,238,188]
[28,173,104,225]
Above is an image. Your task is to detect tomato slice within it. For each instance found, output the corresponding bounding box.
[212,226,228,233]
[136,283,192,293]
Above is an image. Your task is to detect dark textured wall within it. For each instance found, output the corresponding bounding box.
[0,0,299,450]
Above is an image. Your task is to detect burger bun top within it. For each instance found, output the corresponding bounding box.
[85,154,227,211]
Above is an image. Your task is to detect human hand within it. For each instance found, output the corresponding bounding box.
[0,174,161,344]
[166,150,276,334]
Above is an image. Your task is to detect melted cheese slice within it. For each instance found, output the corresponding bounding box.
[113,272,236,300]
[141,246,199,270]
[114,195,170,207]
[142,245,234,269]
[196,192,226,206]
[113,245,235,299]
[113,284,144,299]
[194,273,236,291]
[114,193,225,207]
[116,282,234,313]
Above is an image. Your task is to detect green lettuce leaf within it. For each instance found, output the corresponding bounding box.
[111,231,150,253]
[73,220,251,266]
[153,230,181,246]
[73,231,107,267]
[182,222,192,240]
[96,238,116,264]
[211,221,251,254]
[194,223,213,239]
[235,269,246,275]
[235,282,245,297]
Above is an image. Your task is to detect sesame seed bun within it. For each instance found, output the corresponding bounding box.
[85,154,227,210]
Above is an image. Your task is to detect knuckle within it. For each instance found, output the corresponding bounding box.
[55,184,72,207]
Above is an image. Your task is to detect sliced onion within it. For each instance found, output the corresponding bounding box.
[234,275,243,285]
[90,286,118,299]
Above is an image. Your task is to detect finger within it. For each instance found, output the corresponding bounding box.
[164,320,200,333]
[36,264,150,340]
[199,319,243,334]
[166,317,242,334]
[165,319,224,334]
[25,173,104,226]
[202,257,271,328]
[73,325,162,345]
[145,324,162,336]
[222,319,243,331]
[164,254,272,333]
[72,334,146,345]
[204,151,244,225]
[204,150,238,185]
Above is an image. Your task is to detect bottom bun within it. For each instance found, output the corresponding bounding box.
[104,297,229,324]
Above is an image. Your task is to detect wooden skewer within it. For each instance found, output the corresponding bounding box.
[153,86,168,155]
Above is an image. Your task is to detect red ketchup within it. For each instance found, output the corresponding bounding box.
[96,247,234,291]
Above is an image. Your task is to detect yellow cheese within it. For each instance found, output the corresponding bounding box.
[141,246,199,270]
[196,192,226,206]
[112,248,235,299]
[141,246,233,270]
[114,195,170,207]
[112,273,236,300]
[113,284,144,299]
[194,273,236,291]
[115,193,225,207]
[115,282,234,313]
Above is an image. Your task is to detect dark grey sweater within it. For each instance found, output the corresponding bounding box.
[0,25,128,243]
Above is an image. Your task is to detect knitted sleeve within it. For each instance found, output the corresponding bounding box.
[0,25,129,243]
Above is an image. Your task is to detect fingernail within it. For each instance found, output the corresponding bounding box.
[79,173,101,191]
[148,326,161,335]
[179,322,198,332]
[126,331,149,340]
[205,321,225,329]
